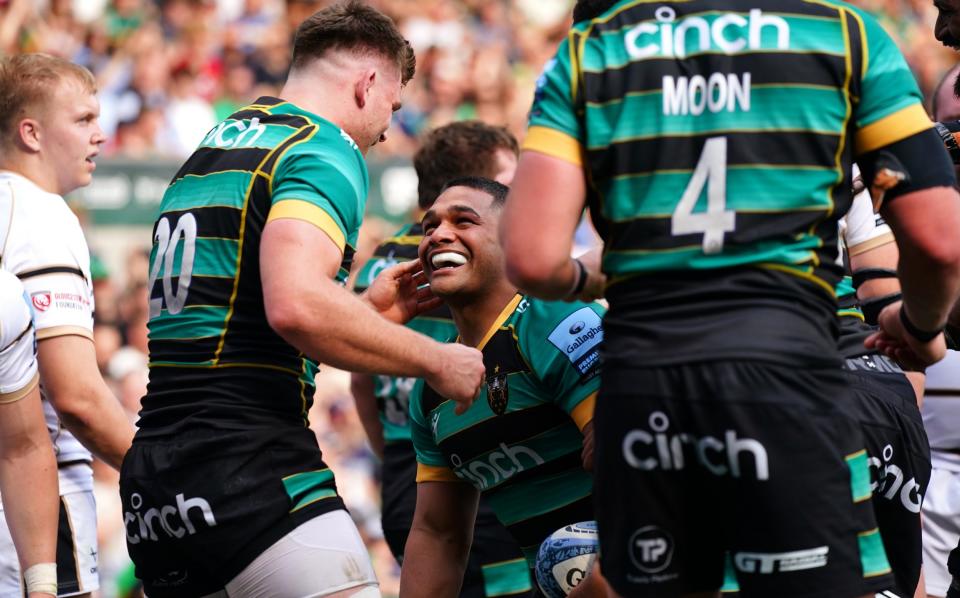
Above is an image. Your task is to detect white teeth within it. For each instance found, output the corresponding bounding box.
[431,252,467,268]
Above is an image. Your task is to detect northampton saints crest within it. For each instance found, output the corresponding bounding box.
[487,365,508,415]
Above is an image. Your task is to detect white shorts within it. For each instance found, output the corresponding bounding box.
[922,461,960,597]
[202,509,379,598]
[0,489,99,597]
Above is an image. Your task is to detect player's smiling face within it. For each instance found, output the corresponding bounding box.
[43,78,105,195]
[419,185,503,300]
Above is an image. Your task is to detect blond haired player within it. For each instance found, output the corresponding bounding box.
[0,54,135,597]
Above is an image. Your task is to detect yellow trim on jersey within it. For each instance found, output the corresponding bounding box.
[758,263,836,297]
[570,391,596,431]
[837,309,865,321]
[0,372,38,404]
[855,104,932,155]
[35,326,93,341]
[475,294,524,351]
[847,232,895,257]
[416,463,461,483]
[522,127,583,167]
[384,235,423,246]
[267,199,346,253]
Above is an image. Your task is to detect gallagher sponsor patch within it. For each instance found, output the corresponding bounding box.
[547,306,603,380]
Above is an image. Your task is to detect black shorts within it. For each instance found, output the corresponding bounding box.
[840,355,931,597]
[594,360,893,598]
[119,427,344,597]
[381,441,533,598]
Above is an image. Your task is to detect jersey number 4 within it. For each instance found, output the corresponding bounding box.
[148,213,197,318]
[671,136,736,254]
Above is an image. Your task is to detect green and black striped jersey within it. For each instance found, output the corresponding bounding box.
[525,0,931,366]
[140,97,368,436]
[353,222,457,444]
[410,295,603,564]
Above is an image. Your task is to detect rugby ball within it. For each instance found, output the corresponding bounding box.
[534,521,599,598]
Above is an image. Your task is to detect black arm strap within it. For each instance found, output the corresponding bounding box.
[861,292,902,326]
[851,268,898,290]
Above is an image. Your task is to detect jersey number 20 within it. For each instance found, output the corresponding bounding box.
[671,137,736,254]
[148,213,197,318]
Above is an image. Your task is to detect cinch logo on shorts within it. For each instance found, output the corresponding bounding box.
[450,443,545,490]
[124,492,217,544]
[733,547,829,574]
[621,412,770,480]
[869,444,922,513]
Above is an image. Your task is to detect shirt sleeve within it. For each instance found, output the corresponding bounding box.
[0,272,39,403]
[527,301,605,430]
[850,6,932,155]
[523,34,586,166]
[268,143,365,255]
[409,379,461,483]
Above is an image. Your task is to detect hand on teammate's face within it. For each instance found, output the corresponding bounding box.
[865,301,947,370]
[426,343,485,415]
[362,259,442,325]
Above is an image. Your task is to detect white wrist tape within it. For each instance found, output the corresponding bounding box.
[24,562,56,595]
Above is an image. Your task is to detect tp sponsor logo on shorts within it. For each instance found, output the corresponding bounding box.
[629,526,674,574]
[124,492,217,544]
[622,412,770,480]
[733,547,829,574]
[869,444,922,513]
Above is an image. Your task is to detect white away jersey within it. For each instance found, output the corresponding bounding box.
[0,270,38,403]
[0,171,94,468]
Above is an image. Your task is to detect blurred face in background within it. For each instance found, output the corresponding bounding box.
[935,0,960,48]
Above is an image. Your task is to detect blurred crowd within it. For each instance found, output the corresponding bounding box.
[3,0,960,596]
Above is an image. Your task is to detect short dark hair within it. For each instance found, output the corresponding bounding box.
[440,176,509,207]
[414,121,518,210]
[291,0,415,84]
[573,0,620,23]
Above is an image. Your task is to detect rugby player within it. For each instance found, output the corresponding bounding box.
[400,178,604,597]
[922,64,960,598]
[500,1,960,597]
[119,3,485,597]
[0,53,135,598]
[352,122,532,597]
[0,269,58,598]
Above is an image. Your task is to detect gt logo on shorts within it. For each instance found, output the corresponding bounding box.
[621,412,770,480]
[629,526,674,574]
[124,492,218,544]
[733,547,829,573]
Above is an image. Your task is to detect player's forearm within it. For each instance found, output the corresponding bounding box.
[882,186,960,330]
[350,373,385,459]
[896,243,960,331]
[268,280,442,379]
[54,383,133,469]
[0,397,58,572]
[400,528,469,598]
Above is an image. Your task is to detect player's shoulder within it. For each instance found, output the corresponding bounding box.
[515,297,605,354]
[0,270,31,346]
[0,174,83,271]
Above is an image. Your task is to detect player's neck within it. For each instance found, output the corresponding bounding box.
[0,154,62,196]
[451,282,520,348]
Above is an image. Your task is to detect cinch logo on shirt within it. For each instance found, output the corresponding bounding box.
[124,492,217,544]
[201,117,267,149]
[869,444,922,513]
[450,443,546,490]
[624,7,790,60]
[621,412,770,480]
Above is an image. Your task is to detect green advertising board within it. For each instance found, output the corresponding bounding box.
[71,157,419,227]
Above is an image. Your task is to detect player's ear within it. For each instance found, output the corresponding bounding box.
[355,69,376,109]
[17,118,42,153]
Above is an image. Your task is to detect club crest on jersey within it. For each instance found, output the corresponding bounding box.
[487,365,508,415]
[31,291,51,312]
